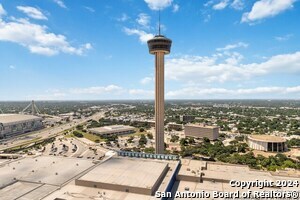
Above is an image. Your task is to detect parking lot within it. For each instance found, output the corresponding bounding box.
[42,137,107,160]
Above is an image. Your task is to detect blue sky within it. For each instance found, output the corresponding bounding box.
[0,0,299,100]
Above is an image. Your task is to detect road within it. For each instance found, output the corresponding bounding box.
[0,112,104,151]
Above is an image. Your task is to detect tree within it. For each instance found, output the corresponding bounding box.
[188,137,195,144]
[147,133,153,139]
[76,125,84,130]
[73,131,83,138]
[139,128,145,132]
[144,147,155,153]
[170,135,179,143]
[235,135,245,142]
[127,136,134,143]
[180,138,188,146]
[139,134,147,146]
[203,137,210,143]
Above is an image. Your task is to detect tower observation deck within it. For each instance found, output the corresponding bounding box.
[147,34,172,154]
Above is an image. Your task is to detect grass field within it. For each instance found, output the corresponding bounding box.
[67,130,105,142]
[119,128,151,137]
[83,132,105,142]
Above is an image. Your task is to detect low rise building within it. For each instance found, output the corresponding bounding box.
[168,123,183,130]
[89,125,135,136]
[174,115,196,123]
[248,135,286,152]
[184,124,219,140]
[0,114,43,139]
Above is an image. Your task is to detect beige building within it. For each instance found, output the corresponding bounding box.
[168,123,183,130]
[0,114,43,139]
[75,157,171,195]
[89,125,135,136]
[184,124,219,140]
[248,135,286,152]
[175,159,300,196]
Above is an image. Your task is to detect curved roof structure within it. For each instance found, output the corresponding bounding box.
[0,114,42,125]
[248,135,286,143]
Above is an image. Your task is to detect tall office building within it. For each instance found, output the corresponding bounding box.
[147,31,172,154]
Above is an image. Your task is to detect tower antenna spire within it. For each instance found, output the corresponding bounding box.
[158,9,161,35]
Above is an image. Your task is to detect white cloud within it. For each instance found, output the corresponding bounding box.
[208,0,244,11]
[0,4,6,16]
[204,0,214,7]
[123,27,154,43]
[53,0,67,9]
[84,43,93,50]
[129,89,154,97]
[136,13,150,29]
[275,34,293,41]
[84,6,95,13]
[117,13,129,22]
[216,42,248,51]
[0,16,91,56]
[166,86,300,99]
[26,86,156,100]
[69,85,124,95]
[165,51,300,83]
[140,77,154,84]
[173,4,180,12]
[9,65,15,69]
[17,6,47,20]
[242,0,296,23]
[230,0,244,10]
[25,84,300,100]
[213,0,229,10]
[26,90,67,100]
[144,0,173,10]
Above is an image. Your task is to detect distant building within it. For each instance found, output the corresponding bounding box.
[0,114,43,139]
[89,125,135,136]
[132,120,155,128]
[58,112,74,122]
[184,124,219,140]
[176,115,195,123]
[248,135,286,152]
[168,123,183,130]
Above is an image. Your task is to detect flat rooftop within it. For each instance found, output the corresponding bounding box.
[0,181,58,200]
[179,159,300,184]
[0,156,96,200]
[45,157,179,200]
[89,125,135,135]
[0,156,95,188]
[185,124,218,129]
[249,135,286,142]
[44,182,155,200]
[0,114,42,124]
[77,157,168,192]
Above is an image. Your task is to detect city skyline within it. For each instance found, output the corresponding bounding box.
[1,0,300,100]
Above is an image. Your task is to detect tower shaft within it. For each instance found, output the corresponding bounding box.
[155,52,165,154]
[148,34,172,154]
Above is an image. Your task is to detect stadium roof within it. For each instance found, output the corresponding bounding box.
[0,114,42,125]
[248,135,286,143]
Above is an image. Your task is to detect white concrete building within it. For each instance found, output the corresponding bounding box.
[248,135,286,152]
[0,114,43,139]
[89,125,135,136]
